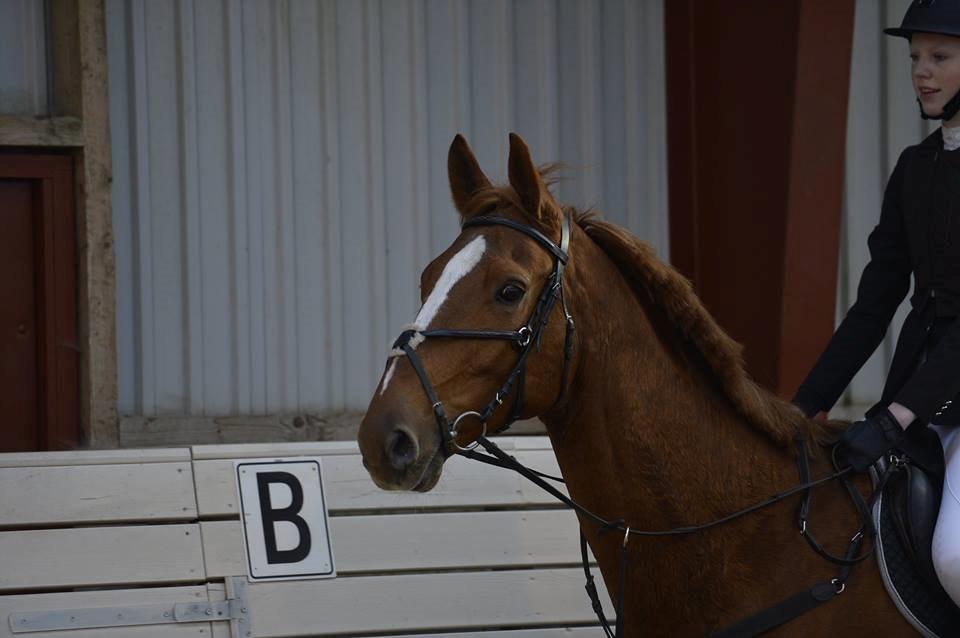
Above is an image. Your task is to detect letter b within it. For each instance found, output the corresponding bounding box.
[256,471,312,564]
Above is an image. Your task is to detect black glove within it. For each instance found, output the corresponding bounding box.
[836,407,905,472]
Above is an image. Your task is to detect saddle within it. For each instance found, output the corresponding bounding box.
[871,427,960,637]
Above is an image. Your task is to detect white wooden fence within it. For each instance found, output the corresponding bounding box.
[0,437,608,637]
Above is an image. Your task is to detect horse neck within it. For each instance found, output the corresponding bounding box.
[543,229,794,530]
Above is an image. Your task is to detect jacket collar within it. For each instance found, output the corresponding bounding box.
[918,128,943,152]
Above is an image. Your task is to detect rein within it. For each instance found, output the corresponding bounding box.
[388,213,883,637]
[464,434,883,637]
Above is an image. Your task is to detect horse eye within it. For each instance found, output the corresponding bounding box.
[496,284,526,304]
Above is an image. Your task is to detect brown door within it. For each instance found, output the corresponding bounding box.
[0,153,79,451]
[1,180,41,450]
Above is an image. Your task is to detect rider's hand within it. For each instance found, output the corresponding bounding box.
[836,407,906,472]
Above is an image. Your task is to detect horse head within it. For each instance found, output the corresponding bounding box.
[358,133,577,491]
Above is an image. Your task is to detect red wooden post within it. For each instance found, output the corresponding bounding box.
[666,0,855,396]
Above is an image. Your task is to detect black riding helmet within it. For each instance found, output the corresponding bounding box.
[886,0,960,120]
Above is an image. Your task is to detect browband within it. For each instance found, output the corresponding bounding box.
[463,215,569,265]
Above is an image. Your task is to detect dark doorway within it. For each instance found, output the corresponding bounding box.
[0,152,79,451]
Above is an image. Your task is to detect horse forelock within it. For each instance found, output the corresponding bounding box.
[576,214,828,449]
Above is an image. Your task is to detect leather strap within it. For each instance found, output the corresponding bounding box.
[421,328,529,343]
[708,532,863,637]
[706,582,841,638]
[468,434,867,637]
[580,530,615,638]
[463,215,569,264]
[796,435,876,566]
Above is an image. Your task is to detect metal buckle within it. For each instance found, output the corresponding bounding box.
[517,326,532,347]
[888,453,908,470]
[830,578,845,594]
[449,411,487,452]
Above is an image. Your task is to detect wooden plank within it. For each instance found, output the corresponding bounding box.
[119,414,546,449]
[0,116,84,147]
[0,585,211,638]
[192,440,362,460]
[388,630,603,638]
[191,435,553,460]
[121,412,370,447]
[194,447,566,517]
[0,462,196,527]
[201,509,585,577]
[41,146,81,450]
[48,0,81,116]
[513,434,556,449]
[77,0,120,447]
[207,582,230,638]
[0,524,204,591]
[0,447,190,468]
[243,568,609,637]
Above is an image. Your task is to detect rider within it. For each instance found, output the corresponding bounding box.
[792,0,960,608]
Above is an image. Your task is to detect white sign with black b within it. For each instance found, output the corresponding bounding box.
[235,458,336,581]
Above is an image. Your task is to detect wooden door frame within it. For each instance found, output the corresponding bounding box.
[0,153,79,449]
[0,0,118,447]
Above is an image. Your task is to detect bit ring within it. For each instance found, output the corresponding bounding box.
[450,411,487,452]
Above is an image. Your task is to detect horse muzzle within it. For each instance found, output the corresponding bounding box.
[358,409,445,491]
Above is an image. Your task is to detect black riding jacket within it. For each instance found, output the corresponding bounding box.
[794,129,960,425]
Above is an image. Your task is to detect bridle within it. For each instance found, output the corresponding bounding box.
[389,212,575,455]
[386,212,881,637]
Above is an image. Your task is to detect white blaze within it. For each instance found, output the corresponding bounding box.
[379,360,398,396]
[379,235,486,395]
[413,236,486,329]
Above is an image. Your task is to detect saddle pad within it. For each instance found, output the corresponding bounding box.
[874,487,960,637]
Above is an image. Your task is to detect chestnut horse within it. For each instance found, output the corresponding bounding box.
[357,133,912,636]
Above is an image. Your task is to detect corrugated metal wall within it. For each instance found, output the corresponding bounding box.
[106,0,668,416]
[839,0,934,408]
[0,0,47,115]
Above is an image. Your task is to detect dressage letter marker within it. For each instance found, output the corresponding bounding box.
[236,458,336,581]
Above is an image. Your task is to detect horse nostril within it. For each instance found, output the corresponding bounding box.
[385,428,419,471]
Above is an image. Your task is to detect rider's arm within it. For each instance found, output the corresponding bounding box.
[792,152,912,417]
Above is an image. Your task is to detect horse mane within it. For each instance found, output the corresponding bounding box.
[575,212,827,448]
[457,171,826,448]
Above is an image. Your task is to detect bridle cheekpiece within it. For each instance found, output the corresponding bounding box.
[389,213,574,455]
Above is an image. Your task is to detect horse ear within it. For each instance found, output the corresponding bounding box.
[448,134,492,216]
[508,133,555,223]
